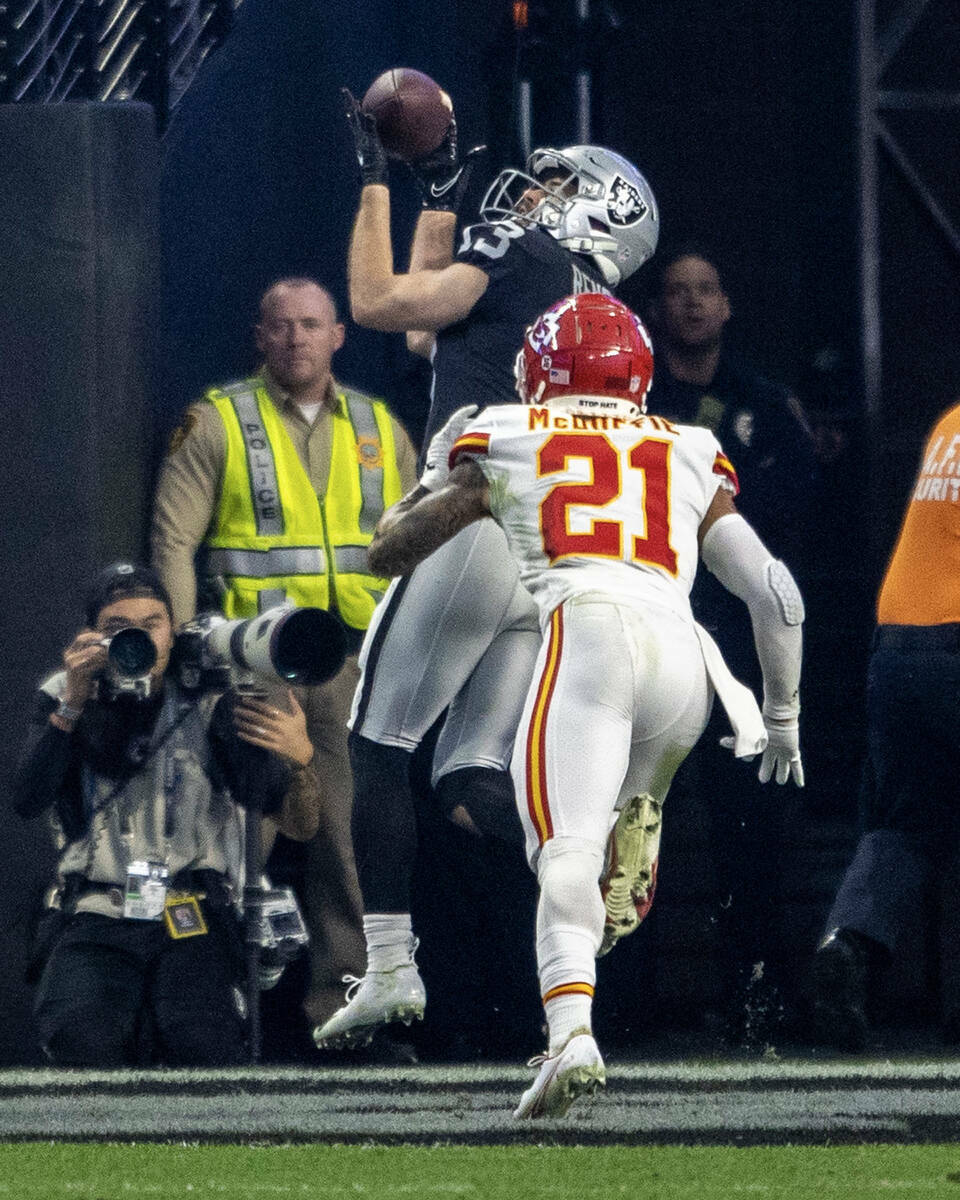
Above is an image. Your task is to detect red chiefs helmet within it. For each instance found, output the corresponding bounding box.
[515,293,654,414]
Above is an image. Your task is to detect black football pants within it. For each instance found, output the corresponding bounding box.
[33,910,246,1067]
[823,623,960,952]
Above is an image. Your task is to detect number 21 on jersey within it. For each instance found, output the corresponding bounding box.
[537,432,678,575]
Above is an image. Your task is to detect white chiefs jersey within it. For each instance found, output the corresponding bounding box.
[450,401,740,623]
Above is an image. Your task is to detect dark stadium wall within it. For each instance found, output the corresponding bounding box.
[0,102,159,1063]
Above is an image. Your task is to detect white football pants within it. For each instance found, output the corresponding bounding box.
[512,596,714,869]
[349,519,541,780]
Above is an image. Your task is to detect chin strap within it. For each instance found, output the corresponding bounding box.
[554,236,620,287]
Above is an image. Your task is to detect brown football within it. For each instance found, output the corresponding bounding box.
[361,68,453,162]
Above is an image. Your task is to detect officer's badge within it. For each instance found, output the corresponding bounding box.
[167,411,198,454]
[606,176,648,227]
[356,435,384,470]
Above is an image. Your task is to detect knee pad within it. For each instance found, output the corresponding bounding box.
[434,766,525,848]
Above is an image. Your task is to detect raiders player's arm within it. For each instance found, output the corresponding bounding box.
[349,185,488,331]
[368,461,491,577]
[405,208,458,357]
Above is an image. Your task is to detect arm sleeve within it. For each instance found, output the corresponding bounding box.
[700,512,803,721]
[11,692,77,819]
[151,403,225,628]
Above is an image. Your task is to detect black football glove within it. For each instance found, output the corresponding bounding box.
[408,120,487,212]
[342,87,388,188]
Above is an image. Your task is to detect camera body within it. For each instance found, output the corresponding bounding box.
[175,604,347,693]
[96,627,158,701]
[245,885,310,990]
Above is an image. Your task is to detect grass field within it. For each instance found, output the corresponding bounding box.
[2,1142,960,1198]
[1,1061,958,1197]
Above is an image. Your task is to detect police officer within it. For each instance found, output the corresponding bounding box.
[644,246,816,1043]
[645,246,816,562]
[13,563,319,1066]
[151,279,418,1029]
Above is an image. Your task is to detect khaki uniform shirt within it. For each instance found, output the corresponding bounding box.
[152,369,419,628]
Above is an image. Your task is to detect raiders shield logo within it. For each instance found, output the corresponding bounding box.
[606,176,648,227]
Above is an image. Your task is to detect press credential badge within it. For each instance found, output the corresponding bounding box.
[124,861,169,920]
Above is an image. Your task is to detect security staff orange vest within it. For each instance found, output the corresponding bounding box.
[877,402,960,627]
[203,378,403,630]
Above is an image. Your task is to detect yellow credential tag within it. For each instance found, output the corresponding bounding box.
[163,893,208,939]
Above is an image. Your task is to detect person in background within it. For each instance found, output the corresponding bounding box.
[151,280,418,1036]
[644,246,815,1044]
[813,397,960,1050]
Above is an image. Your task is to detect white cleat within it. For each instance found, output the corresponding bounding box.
[598,793,661,957]
[513,1031,606,1119]
[312,964,426,1049]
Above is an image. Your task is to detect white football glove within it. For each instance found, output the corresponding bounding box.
[419,405,480,492]
[757,716,803,786]
[720,716,803,786]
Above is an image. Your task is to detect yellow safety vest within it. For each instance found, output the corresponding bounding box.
[203,378,403,630]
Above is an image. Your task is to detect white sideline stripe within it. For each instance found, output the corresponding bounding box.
[3,1059,960,1088]
[0,1079,957,1140]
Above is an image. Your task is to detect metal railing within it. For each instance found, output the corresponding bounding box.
[0,0,239,127]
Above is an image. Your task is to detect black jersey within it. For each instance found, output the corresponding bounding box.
[423,219,608,451]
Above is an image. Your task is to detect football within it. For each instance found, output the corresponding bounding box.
[361,68,453,162]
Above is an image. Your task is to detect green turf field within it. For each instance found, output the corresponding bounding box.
[2,1143,960,1199]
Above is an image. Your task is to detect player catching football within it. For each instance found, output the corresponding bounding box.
[366,294,804,1118]
[314,81,660,1052]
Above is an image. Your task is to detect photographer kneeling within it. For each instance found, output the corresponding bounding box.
[12,563,320,1067]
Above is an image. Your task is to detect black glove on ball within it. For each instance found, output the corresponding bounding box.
[342,87,388,188]
[408,121,486,212]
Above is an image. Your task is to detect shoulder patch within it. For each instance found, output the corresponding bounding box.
[451,431,491,469]
[167,410,198,455]
[712,450,740,495]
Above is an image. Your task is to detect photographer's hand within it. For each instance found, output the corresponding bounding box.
[59,630,108,720]
[232,689,314,768]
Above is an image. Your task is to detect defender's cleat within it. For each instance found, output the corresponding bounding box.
[514,1030,606,1119]
[312,964,426,1049]
[598,793,661,956]
[812,928,871,1053]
